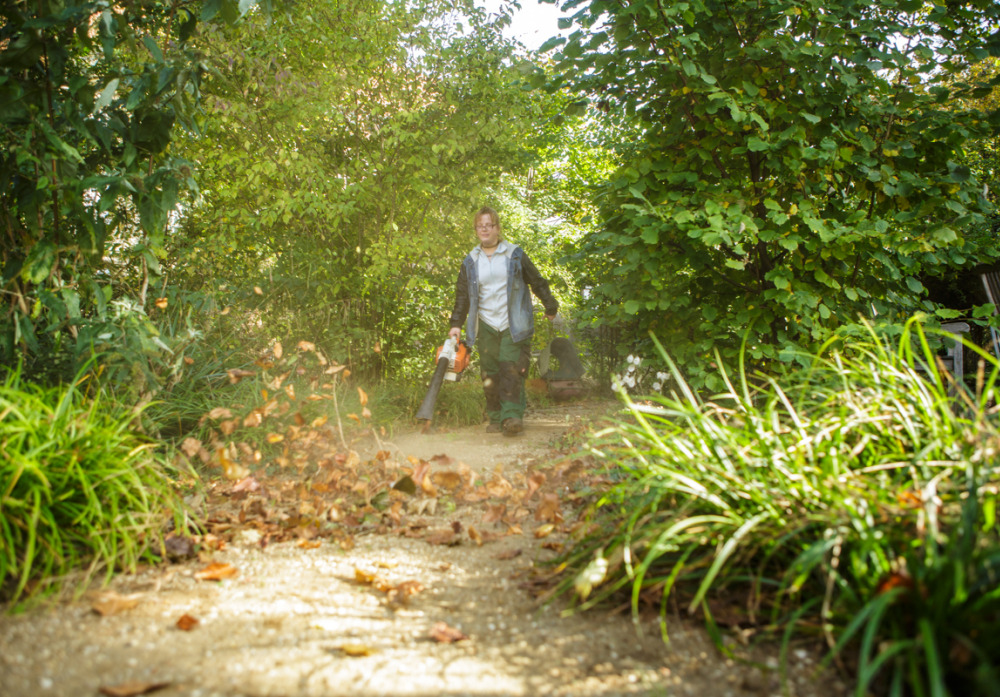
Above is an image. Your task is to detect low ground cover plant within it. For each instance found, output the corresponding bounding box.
[0,368,186,607]
[559,319,1000,696]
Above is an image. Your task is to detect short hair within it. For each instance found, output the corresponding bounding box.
[475,206,501,229]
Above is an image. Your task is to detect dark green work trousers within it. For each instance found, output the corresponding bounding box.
[477,322,530,424]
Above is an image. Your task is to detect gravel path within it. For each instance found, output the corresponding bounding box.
[1,403,848,697]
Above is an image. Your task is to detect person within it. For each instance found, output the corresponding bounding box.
[449,206,559,436]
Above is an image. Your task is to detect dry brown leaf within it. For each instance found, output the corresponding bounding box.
[194,562,238,581]
[153,297,168,310]
[495,548,523,560]
[254,286,264,296]
[266,432,284,443]
[180,437,203,457]
[482,503,507,524]
[176,614,199,631]
[297,539,322,549]
[98,680,170,697]
[298,340,316,352]
[183,356,194,365]
[220,306,230,315]
[311,415,328,428]
[325,364,346,374]
[526,472,546,500]
[92,592,141,616]
[535,493,562,523]
[424,529,459,546]
[358,387,368,406]
[485,472,513,498]
[231,476,260,493]
[219,419,238,436]
[206,407,233,420]
[431,471,463,491]
[242,412,262,428]
[362,406,372,419]
[347,413,360,422]
[429,621,468,643]
[468,527,483,546]
[227,368,255,384]
[284,384,296,400]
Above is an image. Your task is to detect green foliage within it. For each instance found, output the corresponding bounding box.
[0,366,186,607]
[0,0,285,388]
[557,318,1000,694]
[170,0,558,380]
[552,0,1000,388]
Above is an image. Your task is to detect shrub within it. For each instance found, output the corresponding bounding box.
[558,318,1000,695]
[0,367,185,607]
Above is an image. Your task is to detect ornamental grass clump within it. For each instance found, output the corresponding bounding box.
[0,368,184,607]
[561,319,1000,696]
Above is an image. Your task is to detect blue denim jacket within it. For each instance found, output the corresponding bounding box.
[450,243,558,346]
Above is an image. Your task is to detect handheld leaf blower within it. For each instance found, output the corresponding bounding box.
[415,337,470,421]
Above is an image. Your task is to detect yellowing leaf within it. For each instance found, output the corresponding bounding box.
[266,433,284,444]
[311,415,328,428]
[573,554,609,600]
[534,523,556,539]
[153,297,168,310]
[339,644,375,657]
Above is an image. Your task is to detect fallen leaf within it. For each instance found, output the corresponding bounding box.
[205,407,233,420]
[231,476,260,493]
[429,621,468,643]
[385,580,424,607]
[483,503,507,523]
[534,523,556,539]
[227,368,255,384]
[431,471,463,491]
[425,529,459,546]
[298,341,316,352]
[176,614,199,631]
[574,554,609,600]
[98,681,170,697]
[180,437,203,458]
[297,539,322,549]
[266,433,284,444]
[534,493,562,523]
[254,285,264,295]
[468,527,483,546]
[164,533,196,560]
[153,297,168,309]
[338,644,375,657]
[358,387,368,406]
[92,592,141,616]
[526,472,546,500]
[495,548,522,560]
[194,562,238,581]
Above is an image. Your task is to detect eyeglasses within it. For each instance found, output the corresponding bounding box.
[475,223,496,231]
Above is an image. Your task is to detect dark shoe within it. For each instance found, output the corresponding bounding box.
[502,418,523,436]
[486,422,503,433]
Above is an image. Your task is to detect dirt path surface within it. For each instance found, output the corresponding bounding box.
[1,403,846,697]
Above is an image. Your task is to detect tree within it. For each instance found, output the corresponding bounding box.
[171,0,554,377]
[0,0,280,384]
[549,0,1000,388]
